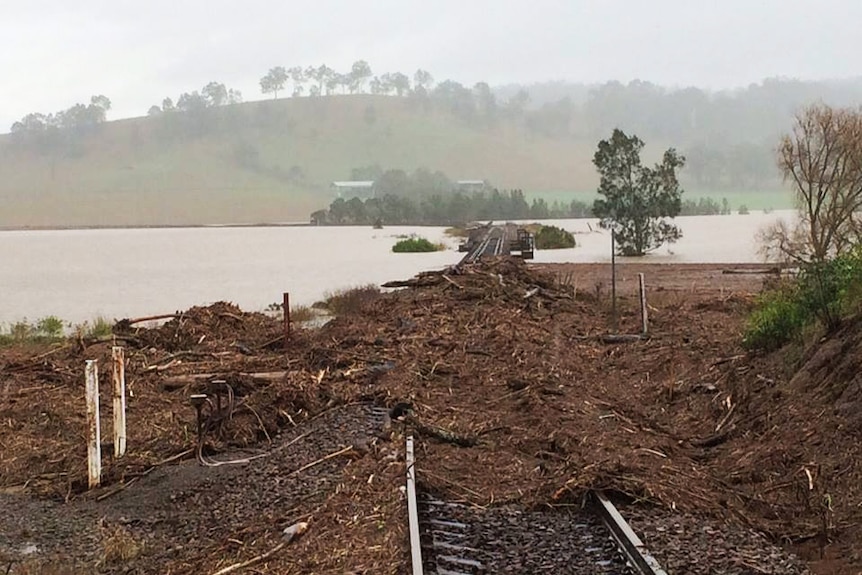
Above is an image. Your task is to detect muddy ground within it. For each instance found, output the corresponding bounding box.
[1,260,860,574]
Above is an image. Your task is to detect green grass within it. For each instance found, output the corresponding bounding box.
[0,315,115,345]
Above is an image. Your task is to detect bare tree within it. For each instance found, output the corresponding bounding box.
[768,104,862,262]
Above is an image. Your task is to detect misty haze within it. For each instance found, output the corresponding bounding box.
[3,2,862,574]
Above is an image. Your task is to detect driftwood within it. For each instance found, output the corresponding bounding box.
[600,334,645,344]
[691,430,732,448]
[162,371,288,390]
[288,446,354,476]
[209,522,308,575]
[405,415,477,447]
[120,313,181,326]
[721,268,780,275]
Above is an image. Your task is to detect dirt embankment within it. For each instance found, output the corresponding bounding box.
[0,260,859,574]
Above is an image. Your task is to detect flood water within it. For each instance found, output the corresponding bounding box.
[0,211,793,325]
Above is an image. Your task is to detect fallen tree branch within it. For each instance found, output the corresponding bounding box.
[121,313,181,326]
[406,415,478,447]
[289,446,354,476]
[161,371,288,389]
[209,523,308,575]
[442,275,463,289]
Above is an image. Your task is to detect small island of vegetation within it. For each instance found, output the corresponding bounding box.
[533,225,576,250]
[392,236,444,253]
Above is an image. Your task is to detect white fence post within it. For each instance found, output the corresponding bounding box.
[639,273,649,336]
[85,360,101,489]
[112,347,127,458]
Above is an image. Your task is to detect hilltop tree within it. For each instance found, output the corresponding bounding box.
[349,60,372,94]
[592,129,685,256]
[389,72,411,96]
[260,66,289,99]
[202,82,228,107]
[414,69,434,91]
[176,91,208,112]
[288,66,306,96]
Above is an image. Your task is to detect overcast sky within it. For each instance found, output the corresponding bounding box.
[2,0,861,130]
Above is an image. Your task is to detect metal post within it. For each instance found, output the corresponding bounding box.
[85,360,101,489]
[611,230,617,333]
[406,436,424,575]
[283,292,291,351]
[112,347,127,458]
[638,273,648,336]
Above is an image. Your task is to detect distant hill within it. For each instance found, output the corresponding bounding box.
[8,73,856,228]
[0,95,601,228]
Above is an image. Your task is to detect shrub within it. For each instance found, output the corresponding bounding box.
[743,283,808,351]
[738,204,749,215]
[744,246,862,350]
[797,248,862,329]
[37,316,65,338]
[0,316,67,345]
[316,284,381,315]
[392,236,443,253]
[534,225,576,250]
[289,305,316,323]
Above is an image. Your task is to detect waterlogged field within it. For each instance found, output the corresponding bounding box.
[0,211,794,325]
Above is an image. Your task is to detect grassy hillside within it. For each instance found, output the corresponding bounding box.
[0,95,789,228]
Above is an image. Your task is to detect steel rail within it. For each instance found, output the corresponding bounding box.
[407,436,424,575]
[592,491,668,575]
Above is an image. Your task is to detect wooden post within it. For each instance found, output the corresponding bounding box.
[611,230,618,333]
[406,436,423,574]
[85,360,101,489]
[112,347,127,458]
[639,273,649,336]
[283,292,291,351]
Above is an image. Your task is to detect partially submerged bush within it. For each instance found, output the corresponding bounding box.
[534,225,576,250]
[316,284,381,315]
[392,236,444,253]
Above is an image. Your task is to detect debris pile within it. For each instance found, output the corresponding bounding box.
[0,259,859,572]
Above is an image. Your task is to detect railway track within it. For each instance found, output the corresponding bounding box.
[406,436,667,575]
[459,225,507,265]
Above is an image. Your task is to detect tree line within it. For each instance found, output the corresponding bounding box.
[8,95,112,154]
[310,170,591,226]
[147,81,243,116]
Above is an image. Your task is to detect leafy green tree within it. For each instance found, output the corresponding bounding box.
[349,60,373,94]
[414,69,434,91]
[530,198,550,218]
[288,66,306,96]
[389,72,410,96]
[260,66,289,98]
[202,82,228,107]
[505,89,530,117]
[592,129,685,256]
[473,82,497,125]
